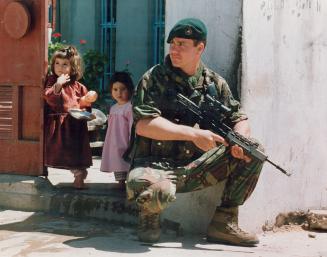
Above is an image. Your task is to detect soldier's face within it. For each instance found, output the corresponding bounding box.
[169,37,204,73]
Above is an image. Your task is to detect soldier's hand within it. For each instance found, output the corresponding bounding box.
[230,145,251,163]
[192,129,228,152]
[165,171,178,184]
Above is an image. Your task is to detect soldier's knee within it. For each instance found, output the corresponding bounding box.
[136,185,176,213]
[126,167,177,212]
[127,167,146,182]
[126,167,150,201]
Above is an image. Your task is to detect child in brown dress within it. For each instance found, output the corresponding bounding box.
[44,45,97,189]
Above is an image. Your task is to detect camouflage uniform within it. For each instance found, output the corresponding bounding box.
[126,56,264,214]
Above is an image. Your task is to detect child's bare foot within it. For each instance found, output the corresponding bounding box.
[73,171,88,190]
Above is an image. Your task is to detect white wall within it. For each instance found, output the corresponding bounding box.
[164,0,327,234]
[241,0,327,231]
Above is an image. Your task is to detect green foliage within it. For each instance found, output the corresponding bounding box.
[80,49,109,114]
[48,42,65,63]
[80,49,107,92]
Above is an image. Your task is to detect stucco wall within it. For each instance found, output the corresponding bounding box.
[58,0,100,52]
[165,0,327,234]
[240,0,327,231]
[115,0,153,84]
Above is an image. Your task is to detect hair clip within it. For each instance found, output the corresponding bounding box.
[59,46,73,58]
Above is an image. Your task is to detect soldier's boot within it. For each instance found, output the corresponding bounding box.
[137,208,161,243]
[207,206,259,247]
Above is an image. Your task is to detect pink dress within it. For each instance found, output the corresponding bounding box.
[100,101,133,173]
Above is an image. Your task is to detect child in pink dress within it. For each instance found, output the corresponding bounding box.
[100,72,134,189]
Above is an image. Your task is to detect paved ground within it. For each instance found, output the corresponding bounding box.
[0,157,326,257]
[0,209,326,257]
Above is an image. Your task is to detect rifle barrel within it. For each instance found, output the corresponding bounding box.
[266,159,292,176]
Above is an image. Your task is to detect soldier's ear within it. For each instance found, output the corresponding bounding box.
[197,42,205,54]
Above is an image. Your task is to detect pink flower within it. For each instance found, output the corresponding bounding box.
[52,32,62,38]
[80,39,87,45]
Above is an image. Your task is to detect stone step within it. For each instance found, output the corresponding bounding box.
[0,175,138,226]
[308,210,327,231]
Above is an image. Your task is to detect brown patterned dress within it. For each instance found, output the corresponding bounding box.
[44,74,92,170]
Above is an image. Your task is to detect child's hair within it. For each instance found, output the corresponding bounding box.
[50,45,83,81]
[109,71,134,100]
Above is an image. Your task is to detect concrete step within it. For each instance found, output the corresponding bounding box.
[0,174,138,226]
[308,210,327,230]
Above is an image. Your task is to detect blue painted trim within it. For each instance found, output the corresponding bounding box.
[153,0,165,65]
[100,0,117,91]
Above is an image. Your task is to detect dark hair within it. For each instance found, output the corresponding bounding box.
[50,45,83,81]
[109,71,134,99]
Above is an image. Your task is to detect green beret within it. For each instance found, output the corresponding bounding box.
[167,18,207,43]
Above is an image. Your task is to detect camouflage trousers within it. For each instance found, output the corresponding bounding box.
[126,144,264,213]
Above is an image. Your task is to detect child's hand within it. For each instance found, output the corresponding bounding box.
[84,90,98,103]
[56,74,70,85]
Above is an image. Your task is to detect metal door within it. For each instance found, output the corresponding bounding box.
[0,0,48,175]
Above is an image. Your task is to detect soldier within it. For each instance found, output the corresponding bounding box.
[126,18,264,246]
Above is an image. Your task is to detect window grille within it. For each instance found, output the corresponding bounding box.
[100,0,117,91]
[153,0,165,65]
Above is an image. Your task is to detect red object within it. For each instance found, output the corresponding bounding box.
[52,32,62,38]
[80,39,87,45]
[0,0,48,175]
[3,2,31,39]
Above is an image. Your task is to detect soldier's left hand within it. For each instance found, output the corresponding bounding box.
[230,145,251,163]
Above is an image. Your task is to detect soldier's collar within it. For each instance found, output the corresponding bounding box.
[165,55,204,81]
[187,63,204,88]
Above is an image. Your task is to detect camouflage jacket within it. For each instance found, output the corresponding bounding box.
[127,56,247,167]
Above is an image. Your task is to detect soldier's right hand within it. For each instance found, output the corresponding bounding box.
[165,171,178,184]
[191,129,228,152]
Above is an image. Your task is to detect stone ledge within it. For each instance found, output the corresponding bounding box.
[308,209,327,230]
[0,175,138,226]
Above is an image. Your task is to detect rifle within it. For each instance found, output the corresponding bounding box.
[176,93,291,176]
